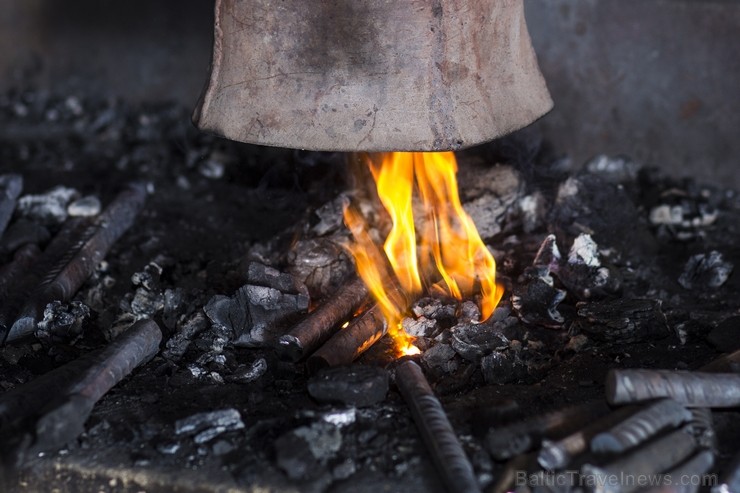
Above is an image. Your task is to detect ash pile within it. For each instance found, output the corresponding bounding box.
[0,88,738,493]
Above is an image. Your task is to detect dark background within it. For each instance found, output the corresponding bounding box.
[1,0,738,188]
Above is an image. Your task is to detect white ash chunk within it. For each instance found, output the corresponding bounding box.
[312,194,350,236]
[556,177,580,201]
[17,186,78,226]
[175,408,245,444]
[585,154,641,183]
[401,316,438,338]
[650,204,684,226]
[568,233,601,267]
[67,195,101,217]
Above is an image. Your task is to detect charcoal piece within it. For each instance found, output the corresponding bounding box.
[584,154,641,183]
[174,409,244,440]
[67,196,101,217]
[307,365,389,407]
[707,316,740,352]
[0,174,23,236]
[332,459,356,480]
[246,262,307,296]
[275,422,342,480]
[16,185,78,226]
[650,204,684,226]
[678,251,733,289]
[511,268,566,329]
[450,321,509,362]
[550,174,656,259]
[421,343,458,375]
[131,261,163,291]
[162,288,183,331]
[459,300,481,322]
[204,293,245,340]
[311,195,349,236]
[576,298,670,343]
[518,192,546,234]
[287,238,353,300]
[0,219,50,254]
[411,297,457,322]
[163,311,209,360]
[481,351,527,384]
[226,358,267,384]
[556,233,621,300]
[35,301,90,344]
[130,287,165,319]
[236,284,309,347]
[401,316,438,338]
[464,193,511,239]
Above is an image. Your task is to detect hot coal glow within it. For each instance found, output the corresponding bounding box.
[344,152,504,356]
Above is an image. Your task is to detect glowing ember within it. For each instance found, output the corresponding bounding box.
[344,152,504,356]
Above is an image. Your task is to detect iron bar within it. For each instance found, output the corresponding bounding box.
[0,319,162,460]
[606,369,740,408]
[5,183,146,343]
[590,398,692,454]
[395,360,481,493]
[276,276,369,362]
[659,450,715,493]
[538,405,637,471]
[582,427,697,493]
[486,400,609,461]
[306,303,386,372]
[700,348,740,373]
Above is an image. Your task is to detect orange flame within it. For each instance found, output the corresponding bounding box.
[344,152,503,356]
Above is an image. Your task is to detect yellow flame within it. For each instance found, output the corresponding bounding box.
[344,152,503,356]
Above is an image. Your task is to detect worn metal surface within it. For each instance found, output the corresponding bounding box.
[194,0,553,152]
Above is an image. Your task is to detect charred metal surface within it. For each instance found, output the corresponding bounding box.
[606,370,740,408]
[277,276,369,362]
[576,299,670,344]
[395,360,480,493]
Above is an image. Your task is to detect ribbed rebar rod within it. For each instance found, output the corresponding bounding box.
[0,319,162,458]
[276,276,369,362]
[395,360,481,493]
[306,303,386,372]
[591,398,692,454]
[6,183,146,343]
[606,369,740,408]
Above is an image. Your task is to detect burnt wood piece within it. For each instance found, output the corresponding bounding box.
[606,369,740,407]
[306,303,386,372]
[486,400,610,461]
[538,404,637,471]
[5,183,146,343]
[582,427,697,493]
[590,399,692,455]
[0,174,22,236]
[0,218,95,343]
[576,298,670,343]
[0,319,162,462]
[395,360,481,493]
[276,276,369,362]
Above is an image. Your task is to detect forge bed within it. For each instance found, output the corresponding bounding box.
[0,90,738,493]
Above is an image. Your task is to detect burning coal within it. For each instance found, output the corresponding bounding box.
[344,152,504,356]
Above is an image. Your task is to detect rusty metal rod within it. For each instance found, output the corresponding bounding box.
[486,399,610,461]
[5,183,146,343]
[606,369,740,408]
[306,303,386,372]
[0,218,94,343]
[700,348,740,373]
[538,404,637,471]
[590,398,692,455]
[0,319,162,458]
[0,174,22,236]
[582,427,697,493]
[395,360,481,493]
[276,276,370,362]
